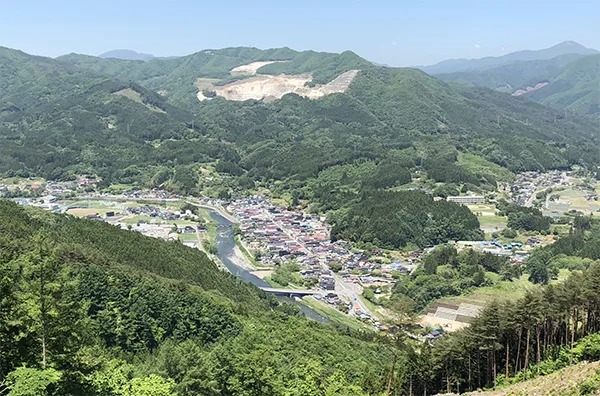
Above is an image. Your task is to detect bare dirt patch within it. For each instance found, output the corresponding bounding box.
[196,69,359,102]
[66,208,100,217]
[230,61,287,76]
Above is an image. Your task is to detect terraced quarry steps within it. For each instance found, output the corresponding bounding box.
[196,61,359,102]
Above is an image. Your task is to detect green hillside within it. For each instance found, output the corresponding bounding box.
[436,54,584,92]
[437,54,600,116]
[0,200,393,395]
[57,47,367,108]
[526,54,600,116]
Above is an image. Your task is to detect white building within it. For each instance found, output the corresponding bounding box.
[447,195,485,205]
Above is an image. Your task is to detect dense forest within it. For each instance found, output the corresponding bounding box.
[330,190,483,248]
[2,202,600,395]
[0,201,394,395]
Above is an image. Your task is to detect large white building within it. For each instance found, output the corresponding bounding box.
[447,195,485,205]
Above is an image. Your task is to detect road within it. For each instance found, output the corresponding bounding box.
[334,274,371,316]
[261,207,375,317]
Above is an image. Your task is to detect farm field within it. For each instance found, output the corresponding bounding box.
[467,203,508,233]
[65,207,115,217]
[547,187,600,215]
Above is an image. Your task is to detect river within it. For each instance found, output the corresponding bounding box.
[209,210,329,323]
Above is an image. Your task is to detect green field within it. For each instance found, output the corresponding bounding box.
[178,233,198,242]
[234,235,262,268]
[439,274,533,306]
[467,203,508,233]
[546,185,600,215]
[121,215,155,225]
[457,153,515,181]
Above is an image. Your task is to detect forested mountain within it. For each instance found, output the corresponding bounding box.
[0,201,393,395]
[435,54,586,93]
[57,47,372,108]
[2,45,600,247]
[419,40,598,74]
[437,54,600,116]
[525,54,600,116]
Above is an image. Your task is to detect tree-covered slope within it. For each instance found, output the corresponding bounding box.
[3,47,600,184]
[436,54,600,117]
[435,54,584,92]
[0,200,393,395]
[525,54,600,116]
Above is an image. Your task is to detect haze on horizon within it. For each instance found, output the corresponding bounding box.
[1,0,599,66]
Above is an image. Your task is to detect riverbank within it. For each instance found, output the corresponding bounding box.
[302,296,374,332]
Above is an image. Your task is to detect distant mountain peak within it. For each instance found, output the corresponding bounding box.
[99,49,155,61]
[555,40,586,48]
[419,41,598,75]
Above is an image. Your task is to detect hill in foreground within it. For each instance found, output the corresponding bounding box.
[0,200,393,395]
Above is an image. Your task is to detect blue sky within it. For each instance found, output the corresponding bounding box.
[1,0,598,66]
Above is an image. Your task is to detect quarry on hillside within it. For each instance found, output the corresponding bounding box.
[229,61,286,76]
[512,81,549,96]
[196,62,359,102]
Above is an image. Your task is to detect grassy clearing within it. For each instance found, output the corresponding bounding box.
[478,215,508,229]
[0,177,45,185]
[121,215,154,225]
[439,275,534,306]
[302,297,373,332]
[197,209,218,242]
[467,203,508,232]
[66,208,115,217]
[458,153,514,181]
[178,233,198,242]
[551,223,572,236]
[103,184,137,193]
[465,361,600,396]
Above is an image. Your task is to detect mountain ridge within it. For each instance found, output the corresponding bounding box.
[419,40,599,75]
[1,44,599,188]
[98,49,156,61]
[436,53,600,116]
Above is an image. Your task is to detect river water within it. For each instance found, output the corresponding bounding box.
[209,210,329,323]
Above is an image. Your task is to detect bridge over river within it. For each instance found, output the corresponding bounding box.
[259,287,319,297]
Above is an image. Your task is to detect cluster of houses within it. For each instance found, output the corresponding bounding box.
[507,170,566,206]
[126,205,184,221]
[228,197,416,293]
